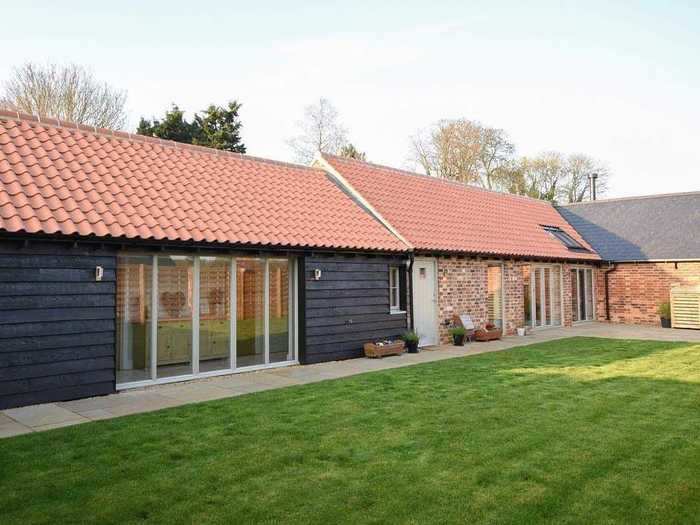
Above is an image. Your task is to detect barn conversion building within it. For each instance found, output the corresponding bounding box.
[1,110,697,410]
[315,154,601,345]
[0,111,410,409]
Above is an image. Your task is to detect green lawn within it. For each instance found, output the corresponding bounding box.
[3,337,700,524]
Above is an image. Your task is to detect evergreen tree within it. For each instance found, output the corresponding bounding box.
[138,101,246,153]
[194,101,246,153]
[137,105,198,144]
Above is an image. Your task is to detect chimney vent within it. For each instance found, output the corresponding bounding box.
[588,173,598,201]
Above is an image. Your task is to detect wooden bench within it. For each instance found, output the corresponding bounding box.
[451,314,476,342]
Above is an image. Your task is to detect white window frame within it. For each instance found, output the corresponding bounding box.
[116,253,298,390]
[529,264,564,330]
[486,262,506,329]
[570,266,596,323]
[389,266,403,313]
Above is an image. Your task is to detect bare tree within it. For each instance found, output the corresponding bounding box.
[339,143,367,161]
[287,98,348,164]
[411,119,481,183]
[1,63,127,129]
[514,152,567,201]
[560,154,609,203]
[410,118,515,189]
[504,152,611,203]
[479,125,515,190]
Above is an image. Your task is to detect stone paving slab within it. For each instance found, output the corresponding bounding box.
[2,322,699,438]
[32,419,90,432]
[206,372,302,391]
[0,413,32,438]
[156,383,235,403]
[104,395,183,417]
[77,409,117,421]
[4,404,87,428]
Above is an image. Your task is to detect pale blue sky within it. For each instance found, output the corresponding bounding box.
[3,1,699,197]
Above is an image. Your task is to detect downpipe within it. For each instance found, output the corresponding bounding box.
[603,262,617,321]
[407,253,415,330]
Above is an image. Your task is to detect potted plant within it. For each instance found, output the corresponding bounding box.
[474,322,503,342]
[401,331,420,353]
[657,302,671,328]
[448,326,467,346]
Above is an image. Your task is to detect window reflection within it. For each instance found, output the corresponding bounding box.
[116,256,153,383]
[116,254,294,386]
[200,257,231,372]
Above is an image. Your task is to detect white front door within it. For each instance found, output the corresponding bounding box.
[412,257,438,346]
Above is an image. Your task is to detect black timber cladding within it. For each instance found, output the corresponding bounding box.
[302,254,408,364]
[0,241,116,409]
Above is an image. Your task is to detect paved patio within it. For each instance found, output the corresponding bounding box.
[2,322,699,439]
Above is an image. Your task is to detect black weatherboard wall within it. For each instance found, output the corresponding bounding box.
[301,254,408,364]
[0,241,117,409]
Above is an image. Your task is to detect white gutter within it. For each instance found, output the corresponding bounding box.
[612,259,700,263]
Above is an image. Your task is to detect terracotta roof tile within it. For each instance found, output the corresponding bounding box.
[0,113,407,252]
[322,154,599,261]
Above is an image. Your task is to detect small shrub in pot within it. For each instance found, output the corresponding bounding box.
[657,302,671,328]
[401,331,420,353]
[448,326,467,346]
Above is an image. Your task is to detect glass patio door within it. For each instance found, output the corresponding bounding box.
[530,265,562,329]
[116,254,296,387]
[156,255,194,379]
[571,268,595,322]
[487,264,504,329]
[199,256,232,373]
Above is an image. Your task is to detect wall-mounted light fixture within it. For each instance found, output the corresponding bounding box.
[313,268,322,281]
[95,266,104,282]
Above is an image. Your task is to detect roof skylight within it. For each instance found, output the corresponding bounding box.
[542,225,589,251]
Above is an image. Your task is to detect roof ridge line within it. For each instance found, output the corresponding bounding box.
[0,108,322,173]
[321,152,554,206]
[559,190,700,206]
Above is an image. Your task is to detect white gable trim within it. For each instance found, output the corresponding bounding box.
[312,153,413,250]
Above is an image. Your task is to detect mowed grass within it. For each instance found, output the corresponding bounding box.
[2,337,700,524]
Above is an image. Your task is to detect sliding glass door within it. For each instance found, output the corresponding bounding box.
[571,268,595,322]
[156,255,194,378]
[236,258,265,367]
[199,256,232,373]
[529,265,562,329]
[269,259,293,363]
[116,254,296,386]
[115,256,153,383]
[487,264,504,329]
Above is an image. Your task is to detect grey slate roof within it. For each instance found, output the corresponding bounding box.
[557,192,700,262]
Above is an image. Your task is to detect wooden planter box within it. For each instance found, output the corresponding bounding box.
[474,328,503,342]
[364,340,405,358]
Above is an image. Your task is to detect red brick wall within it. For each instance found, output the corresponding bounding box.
[596,262,700,326]
[437,257,489,343]
[503,261,525,335]
[562,265,574,327]
[435,256,597,344]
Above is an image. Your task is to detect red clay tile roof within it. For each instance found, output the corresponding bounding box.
[0,112,407,252]
[322,154,600,261]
